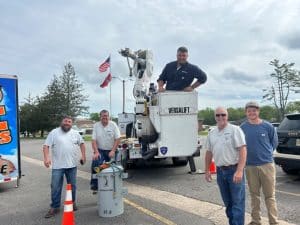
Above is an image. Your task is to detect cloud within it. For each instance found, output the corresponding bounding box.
[220,68,259,85]
[1,1,300,115]
[279,31,300,50]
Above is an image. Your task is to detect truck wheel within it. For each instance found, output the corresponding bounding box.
[172,157,188,166]
[282,165,298,175]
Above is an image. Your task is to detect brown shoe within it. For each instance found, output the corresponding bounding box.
[44,208,60,218]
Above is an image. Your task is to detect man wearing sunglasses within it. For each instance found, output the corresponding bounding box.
[205,107,247,225]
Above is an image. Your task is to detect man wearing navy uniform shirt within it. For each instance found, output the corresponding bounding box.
[157,46,207,92]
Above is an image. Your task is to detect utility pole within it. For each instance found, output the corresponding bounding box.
[122,79,125,113]
[112,77,131,114]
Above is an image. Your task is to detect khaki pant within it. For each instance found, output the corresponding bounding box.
[246,163,279,225]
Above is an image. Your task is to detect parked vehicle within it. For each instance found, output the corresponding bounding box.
[72,125,84,135]
[271,122,280,128]
[274,113,300,174]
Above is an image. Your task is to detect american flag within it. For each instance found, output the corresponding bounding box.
[99,56,110,72]
[100,73,112,88]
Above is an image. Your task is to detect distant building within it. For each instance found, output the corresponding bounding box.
[74,119,95,134]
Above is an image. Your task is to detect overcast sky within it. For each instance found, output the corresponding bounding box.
[1,0,300,116]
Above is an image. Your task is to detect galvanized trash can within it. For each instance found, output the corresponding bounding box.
[96,164,128,217]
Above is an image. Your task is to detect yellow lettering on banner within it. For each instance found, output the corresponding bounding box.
[0,87,12,145]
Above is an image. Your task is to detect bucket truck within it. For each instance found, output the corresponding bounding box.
[117,48,200,172]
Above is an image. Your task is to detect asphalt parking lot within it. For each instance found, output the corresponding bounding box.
[0,139,299,225]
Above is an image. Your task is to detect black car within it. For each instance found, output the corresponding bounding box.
[274,113,300,174]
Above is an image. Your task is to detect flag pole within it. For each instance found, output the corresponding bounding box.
[109,54,112,115]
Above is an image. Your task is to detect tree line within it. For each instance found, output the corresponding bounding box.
[20,63,88,137]
[198,102,300,125]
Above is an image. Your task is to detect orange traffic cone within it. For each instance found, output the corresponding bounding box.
[209,159,217,174]
[62,184,75,225]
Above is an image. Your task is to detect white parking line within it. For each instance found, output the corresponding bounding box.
[276,190,300,197]
[22,156,296,225]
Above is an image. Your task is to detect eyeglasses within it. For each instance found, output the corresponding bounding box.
[215,114,227,117]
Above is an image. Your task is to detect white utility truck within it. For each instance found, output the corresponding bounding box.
[117,49,200,172]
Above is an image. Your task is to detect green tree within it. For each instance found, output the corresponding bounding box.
[60,63,89,117]
[286,101,300,113]
[41,63,89,129]
[198,107,215,125]
[20,63,89,135]
[42,75,67,129]
[259,105,278,122]
[263,59,300,120]
[89,112,99,121]
[227,107,245,122]
[19,94,36,136]
[19,94,49,137]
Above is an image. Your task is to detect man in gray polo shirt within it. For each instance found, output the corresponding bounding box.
[90,109,121,193]
[205,107,247,225]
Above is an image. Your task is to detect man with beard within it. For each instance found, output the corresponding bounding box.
[157,46,207,92]
[43,116,86,218]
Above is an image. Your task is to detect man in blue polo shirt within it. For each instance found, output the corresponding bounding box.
[157,46,207,92]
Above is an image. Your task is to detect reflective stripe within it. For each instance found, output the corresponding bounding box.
[66,183,72,190]
[65,190,72,201]
[64,203,73,212]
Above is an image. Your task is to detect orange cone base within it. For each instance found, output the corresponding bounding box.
[209,161,217,174]
[62,211,75,225]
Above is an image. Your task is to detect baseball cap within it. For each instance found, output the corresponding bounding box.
[245,101,259,109]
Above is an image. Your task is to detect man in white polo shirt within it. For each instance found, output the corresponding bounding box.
[90,109,121,193]
[43,116,86,218]
[205,107,247,225]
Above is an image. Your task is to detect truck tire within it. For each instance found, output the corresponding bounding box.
[282,165,298,175]
[172,157,188,166]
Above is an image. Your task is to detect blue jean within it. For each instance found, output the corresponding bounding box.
[51,167,77,209]
[90,149,111,190]
[217,167,245,225]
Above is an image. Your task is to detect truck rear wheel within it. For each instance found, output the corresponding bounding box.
[172,157,188,166]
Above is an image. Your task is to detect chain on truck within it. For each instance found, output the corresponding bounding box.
[116,48,201,172]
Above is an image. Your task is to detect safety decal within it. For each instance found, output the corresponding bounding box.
[160,146,168,155]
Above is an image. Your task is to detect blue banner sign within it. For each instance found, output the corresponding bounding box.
[0,74,20,183]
